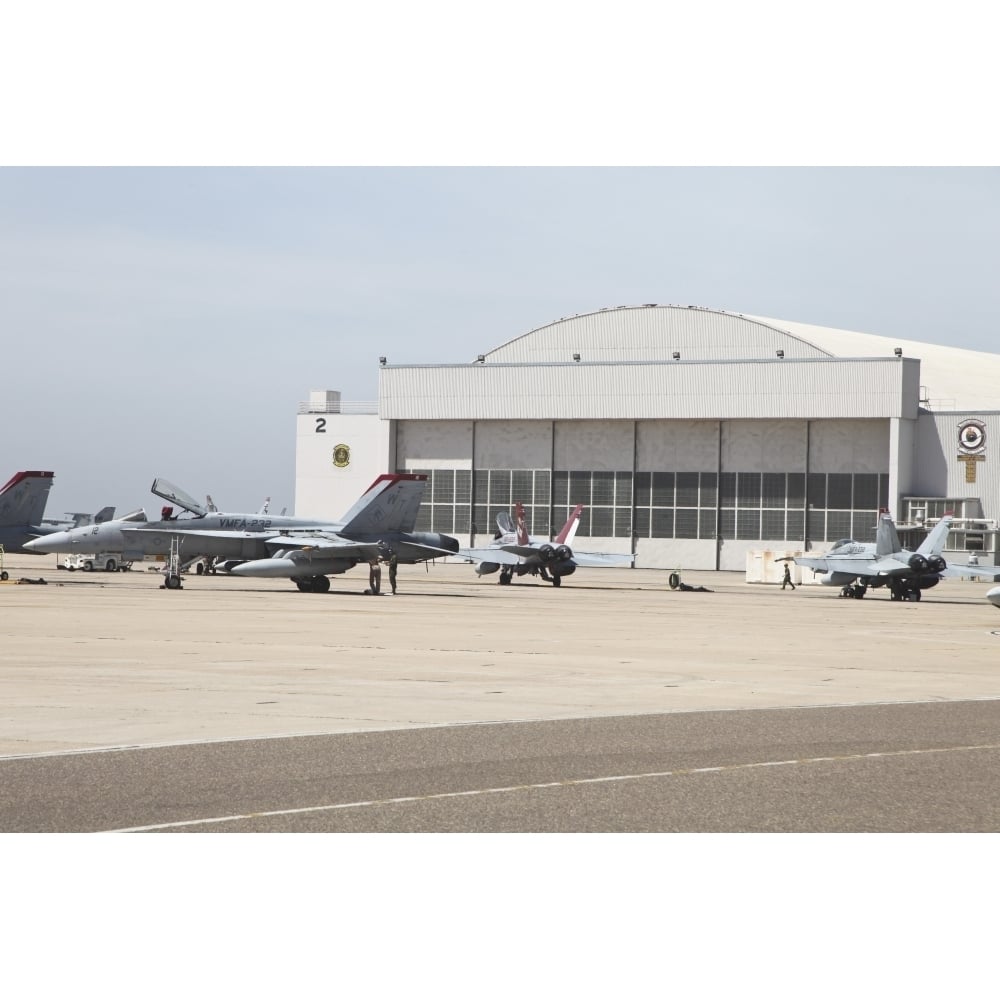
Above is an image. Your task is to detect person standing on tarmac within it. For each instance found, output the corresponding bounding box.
[387,551,398,594]
[781,563,796,591]
[368,559,382,595]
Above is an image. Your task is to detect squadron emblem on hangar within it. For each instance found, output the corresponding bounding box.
[957,419,986,483]
[332,444,351,469]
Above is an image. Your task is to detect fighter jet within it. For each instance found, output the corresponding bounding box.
[790,512,1000,601]
[25,474,458,592]
[225,474,459,590]
[459,501,634,586]
[0,470,59,553]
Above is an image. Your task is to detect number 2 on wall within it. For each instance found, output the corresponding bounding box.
[315,418,326,433]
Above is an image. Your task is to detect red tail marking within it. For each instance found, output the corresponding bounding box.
[0,471,55,493]
[554,504,584,544]
[514,502,529,545]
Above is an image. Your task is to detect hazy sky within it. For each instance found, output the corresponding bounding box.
[2,166,998,517]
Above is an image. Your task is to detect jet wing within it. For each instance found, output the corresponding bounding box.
[571,551,635,567]
[264,534,382,560]
[941,564,1000,580]
[456,547,521,565]
[794,555,911,577]
[497,545,542,559]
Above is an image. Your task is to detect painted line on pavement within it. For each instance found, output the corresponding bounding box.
[105,741,1000,832]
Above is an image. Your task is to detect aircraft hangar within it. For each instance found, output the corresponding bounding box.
[294,304,1000,571]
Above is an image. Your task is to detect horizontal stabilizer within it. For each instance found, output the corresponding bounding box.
[457,547,521,565]
[571,551,635,567]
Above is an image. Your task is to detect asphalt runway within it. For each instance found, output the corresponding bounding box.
[3,554,1000,832]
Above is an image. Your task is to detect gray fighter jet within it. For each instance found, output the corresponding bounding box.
[459,501,634,586]
[25,473,457,592]
[791,512,1000,601]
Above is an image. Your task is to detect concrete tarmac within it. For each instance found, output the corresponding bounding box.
[2,553,1000,830]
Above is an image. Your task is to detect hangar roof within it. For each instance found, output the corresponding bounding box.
[483,305,1000,412]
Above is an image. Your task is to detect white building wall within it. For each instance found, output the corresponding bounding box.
[554,421,635,470]
[637,420,719,470]
[721,420,806,471]
[294,412,388,519]
[474,420,552,468]
[380,358,917,422]
[912,412,1000,520]
[396,421,473,470]
[807,420,889,473]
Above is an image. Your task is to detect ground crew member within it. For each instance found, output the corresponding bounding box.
[781,563,796,591]
[387,551,398,594]
[368,559,382,595]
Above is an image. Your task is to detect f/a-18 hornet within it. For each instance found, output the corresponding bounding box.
[25,474,459,592]
[790,511,1000,601]
[460,501,634,586]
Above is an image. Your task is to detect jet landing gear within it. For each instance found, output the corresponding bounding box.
[161,538,183,591]
[839,583,867,599]
[498,567,514,585]
[889,582,921,602]
[294,576,331,593]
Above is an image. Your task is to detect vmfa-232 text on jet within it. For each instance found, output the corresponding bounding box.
[24,475,459,592]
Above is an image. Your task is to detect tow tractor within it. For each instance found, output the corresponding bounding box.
[60,552,133,572]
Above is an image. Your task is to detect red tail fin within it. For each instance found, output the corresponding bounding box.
[554,504,584,544]
[514,502,529,545]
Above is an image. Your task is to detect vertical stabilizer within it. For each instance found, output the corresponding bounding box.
[340,474,427,534]
[917,515,953,556]
[875,513,902,557]
[0,471,55,527]
[554,504,584,545]
[514,502,530,545]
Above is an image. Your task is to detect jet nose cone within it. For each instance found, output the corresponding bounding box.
[24,532,70,554]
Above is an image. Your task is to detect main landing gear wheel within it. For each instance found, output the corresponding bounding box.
[551,575,561,587]
[164,574,182,590]
[498,568,513,585]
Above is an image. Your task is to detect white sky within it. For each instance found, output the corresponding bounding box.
[3,6,998,982]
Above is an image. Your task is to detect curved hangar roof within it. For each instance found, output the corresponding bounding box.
[483,305,1000,411]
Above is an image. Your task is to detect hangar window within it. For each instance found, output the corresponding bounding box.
[737,510,761,540]
[675,508,698,539]
[762,474,786,509]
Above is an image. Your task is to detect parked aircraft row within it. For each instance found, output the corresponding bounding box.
[20,473,634,593]
[7,468,1000,607]
[785,511,1000,601]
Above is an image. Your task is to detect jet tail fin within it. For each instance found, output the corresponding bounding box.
[875,512,902,557]
[95,506,116,524]
[0,471,55,528]
[339,474,427,535]
[555,504,584,544]
[514,502,530,545]
[917,515,953,556]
